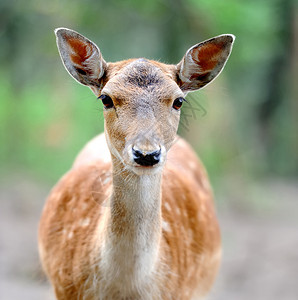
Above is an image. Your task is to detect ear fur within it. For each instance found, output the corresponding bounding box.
[55,28,107,93]
[177,34,235,92]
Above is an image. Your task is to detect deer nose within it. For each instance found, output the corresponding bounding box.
[132,148,161,166]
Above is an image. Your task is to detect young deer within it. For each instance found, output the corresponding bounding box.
[39,28,234,300]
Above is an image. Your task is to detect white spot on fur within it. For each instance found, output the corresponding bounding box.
[54,192,62,200]
[212,247,222,263]
[81,202,88,210]
[189,161,197,169]
[67,231,74,239]
[103,176,111,185]
[80,218,90,227]
[162,221,171,232]
[164,202,171,211]
[201,176,210,191]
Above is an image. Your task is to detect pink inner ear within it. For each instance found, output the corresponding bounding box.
[67,38,92,66]
[191,42,224,72]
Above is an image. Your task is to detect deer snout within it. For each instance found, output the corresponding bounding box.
[132,147,161,166]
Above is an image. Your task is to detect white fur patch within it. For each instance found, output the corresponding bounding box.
[67,231,74,239]
[80,218,90,227]
[102,175,111,185]
[162,221,171,232]
[164,202,171,211]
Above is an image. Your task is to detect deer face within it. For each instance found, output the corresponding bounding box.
[100,59,184,173]
[55,28,234,174]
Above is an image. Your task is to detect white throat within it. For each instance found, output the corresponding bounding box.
[99,162,163,296]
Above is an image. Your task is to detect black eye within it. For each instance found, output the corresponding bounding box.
[172,97,185,110]
[99,94,114,109]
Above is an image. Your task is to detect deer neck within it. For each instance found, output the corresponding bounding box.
[100,155,163,287]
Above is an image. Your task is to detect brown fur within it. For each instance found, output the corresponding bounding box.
[39,137,220,300]
[39,28,234,300]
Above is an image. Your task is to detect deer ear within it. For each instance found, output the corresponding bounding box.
[55,28,107,92]
[177,34,235,92]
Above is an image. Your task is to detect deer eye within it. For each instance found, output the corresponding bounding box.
[172,97,185,110]
[99,94,114,109]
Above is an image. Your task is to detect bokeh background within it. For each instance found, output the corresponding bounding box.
[1,0,297,299]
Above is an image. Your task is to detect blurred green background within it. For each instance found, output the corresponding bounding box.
[0,0,297,299]
[1,0,297,184]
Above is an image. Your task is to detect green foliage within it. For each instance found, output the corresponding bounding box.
[0,75,104,182]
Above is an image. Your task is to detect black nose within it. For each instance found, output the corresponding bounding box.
[132,148,161,166]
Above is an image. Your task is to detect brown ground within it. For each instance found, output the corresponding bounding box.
[0,174,297,300]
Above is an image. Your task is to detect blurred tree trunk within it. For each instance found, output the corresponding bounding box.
[290,6,298,173]
[1,5,23,166]
[257,0,297,174]
[161,0,209,63]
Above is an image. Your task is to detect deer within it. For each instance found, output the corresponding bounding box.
[38,28,234,300]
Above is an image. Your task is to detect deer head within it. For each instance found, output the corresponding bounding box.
[55,28,234,175]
